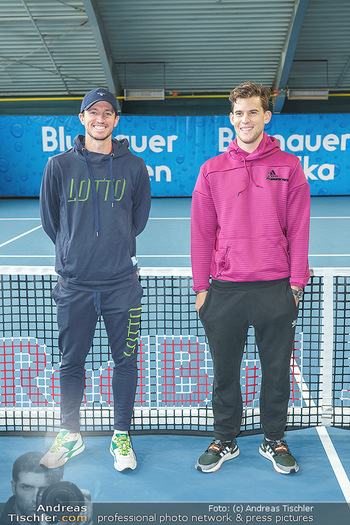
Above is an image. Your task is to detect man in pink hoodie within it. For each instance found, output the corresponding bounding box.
[191,81,310,475]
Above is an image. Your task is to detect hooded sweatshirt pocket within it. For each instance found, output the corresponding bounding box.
[211,235,290,280]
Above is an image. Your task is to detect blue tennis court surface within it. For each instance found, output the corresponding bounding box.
[0,428,349,503]
[0,196,349,516]
[0,196,350,268]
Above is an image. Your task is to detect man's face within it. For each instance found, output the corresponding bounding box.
[79,100,119,143]
[11,471,50,516]
[229,96,272,153]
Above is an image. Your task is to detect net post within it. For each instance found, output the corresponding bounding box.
[320,269,334,426]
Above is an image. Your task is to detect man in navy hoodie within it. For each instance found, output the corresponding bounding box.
[40,88,151,472]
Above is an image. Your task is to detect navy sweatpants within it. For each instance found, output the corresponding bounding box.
[199,278,299,442]
[52,275,143,432]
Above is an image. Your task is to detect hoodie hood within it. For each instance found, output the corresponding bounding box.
[227,132,281,161]
[226,133,282,196]
[73,134,131,159]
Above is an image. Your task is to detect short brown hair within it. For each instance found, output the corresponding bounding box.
[229,81,271,112]
[12,451,64,484]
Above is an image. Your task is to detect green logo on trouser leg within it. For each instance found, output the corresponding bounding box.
[124,307,142,356]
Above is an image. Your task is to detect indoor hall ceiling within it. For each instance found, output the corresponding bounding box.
[1,0,350,113]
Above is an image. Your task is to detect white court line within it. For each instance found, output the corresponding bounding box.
[148,216,350,220]
[147,216,350,220]
[0,216,348,260]
[0,254,190,258]
[0,217,191,221]
[0,216,349,221]
[1,254,350,259]
[0,225,42,248]
[316,426,350,503]
[310,216,350,220]
[0,217,189,220]
[0,255,190,258]
[291,359,315,409]
[0,255,189,258]
[292,361,350,503]
[139,254,190,257]
[146,216,350,220]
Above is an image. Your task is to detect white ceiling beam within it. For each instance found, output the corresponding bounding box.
[21,0,70,93]
[273,0,310,113]
[83,0,122,112]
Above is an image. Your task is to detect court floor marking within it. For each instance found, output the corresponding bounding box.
[142,215,350,221]
[288,357,350,501]
[1,216,350,220]
[147,216,350,220]
[0,216,349,260]
[289,354,350,503]
[2,254,350,259]
[316,425,350,503]
[0,225,42,248]
[143,216,350,221]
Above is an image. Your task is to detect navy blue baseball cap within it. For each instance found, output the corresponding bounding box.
[80,88,119,113]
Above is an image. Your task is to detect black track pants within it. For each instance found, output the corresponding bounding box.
[199,278,299,442]
[53,276,143,433]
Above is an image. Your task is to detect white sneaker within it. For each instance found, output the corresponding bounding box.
[110,432,137,471]
[40,430,85,469]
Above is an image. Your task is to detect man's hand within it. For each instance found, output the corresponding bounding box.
[195,290,208,312]
[291,286,302,307]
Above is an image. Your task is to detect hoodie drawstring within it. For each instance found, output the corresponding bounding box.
[109,154,114,206]
[83,149,115,236]
[228,135,278,196]
[237,156,250,196]
[234,155,263,197]
[93,292,102,318]
[83,148,100,236]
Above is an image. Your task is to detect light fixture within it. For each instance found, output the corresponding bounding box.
[287,89,329,100]
[124,89,165,101]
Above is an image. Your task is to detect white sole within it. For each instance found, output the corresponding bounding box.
[259,447,299,474]
[195,448,240,473]
[110,445,137,471]
[40,441,85,469]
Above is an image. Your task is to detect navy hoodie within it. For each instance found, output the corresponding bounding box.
[40,135,151,291]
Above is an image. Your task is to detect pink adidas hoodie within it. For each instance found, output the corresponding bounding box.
[191,133,310,292]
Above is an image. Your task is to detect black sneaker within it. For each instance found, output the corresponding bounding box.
[195,438,239,473]
[259,437,299,474]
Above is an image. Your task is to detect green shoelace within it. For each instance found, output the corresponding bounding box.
[113,434,131,456]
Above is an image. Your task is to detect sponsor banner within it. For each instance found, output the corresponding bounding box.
[0,114,349,196]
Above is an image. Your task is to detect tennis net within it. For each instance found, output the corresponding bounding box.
[0,266,349,434]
